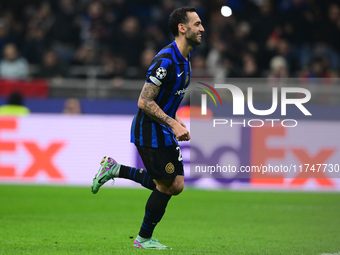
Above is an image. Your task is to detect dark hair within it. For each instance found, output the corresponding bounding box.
[169,6,196,37]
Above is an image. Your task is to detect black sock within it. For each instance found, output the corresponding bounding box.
[138,188,172,239]
[118,165,156,190]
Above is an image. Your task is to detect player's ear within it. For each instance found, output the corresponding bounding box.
[178,23,186,34]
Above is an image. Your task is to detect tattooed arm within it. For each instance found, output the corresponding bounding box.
[138,82,190,141]
[138,82,174,126]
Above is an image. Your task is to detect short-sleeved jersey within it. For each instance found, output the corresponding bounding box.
[130,41,191,148]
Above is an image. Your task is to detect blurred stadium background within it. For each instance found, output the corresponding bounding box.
[0,1,340,254]
[0,0,339,190]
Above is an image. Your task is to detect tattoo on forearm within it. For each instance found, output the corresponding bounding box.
[140,83,159,101]
[139,83,174,127]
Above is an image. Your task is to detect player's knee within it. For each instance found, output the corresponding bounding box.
[155,177,184,195]
[170,182,184,196]
[172,186,183,196]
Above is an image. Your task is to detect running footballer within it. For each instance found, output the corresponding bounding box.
[91,6,204,249]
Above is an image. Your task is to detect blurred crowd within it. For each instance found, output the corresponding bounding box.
[0,0,339,80]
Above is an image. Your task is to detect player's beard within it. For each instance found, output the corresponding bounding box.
[185,26,201,46]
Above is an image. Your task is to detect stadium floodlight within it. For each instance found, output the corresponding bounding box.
[221,6,232,17]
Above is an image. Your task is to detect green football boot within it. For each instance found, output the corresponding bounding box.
[91,156,120,194]
[133,237,172,250]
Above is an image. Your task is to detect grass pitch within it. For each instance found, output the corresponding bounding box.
[0,185,339,255]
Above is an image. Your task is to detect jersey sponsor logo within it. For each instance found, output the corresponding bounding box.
[175,88,187,96]
[150,76,162,86]
[165,162,175,174]
[156,67,167,79]
[177,71,184,77]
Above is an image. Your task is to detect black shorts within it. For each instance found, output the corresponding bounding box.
[136,145,184,180]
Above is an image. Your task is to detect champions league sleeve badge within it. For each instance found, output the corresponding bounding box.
[155,67,167,79]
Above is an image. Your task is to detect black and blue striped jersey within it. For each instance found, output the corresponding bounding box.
[130,41,191,148]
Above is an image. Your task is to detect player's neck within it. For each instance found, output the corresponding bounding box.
[175,37,193,60]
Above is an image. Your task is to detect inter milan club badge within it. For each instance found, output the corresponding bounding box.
[165,162,175,174]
